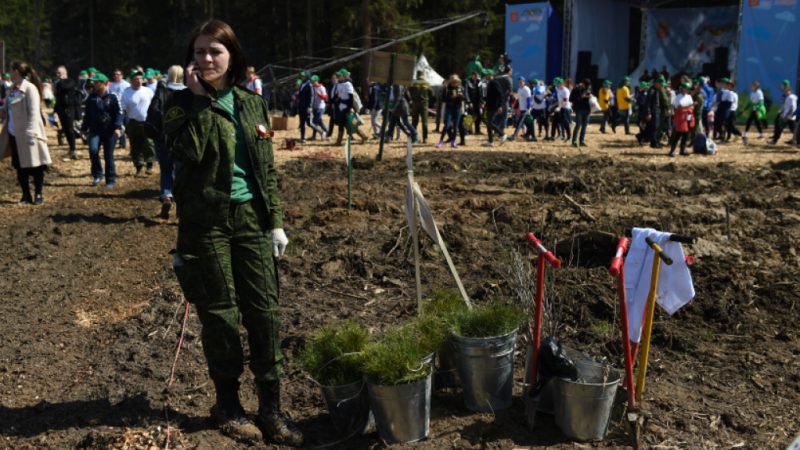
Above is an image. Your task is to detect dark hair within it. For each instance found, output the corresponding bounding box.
[185,19,247,86]
[11,61,43,96]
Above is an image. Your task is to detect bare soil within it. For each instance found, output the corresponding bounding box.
[1,122,799,449]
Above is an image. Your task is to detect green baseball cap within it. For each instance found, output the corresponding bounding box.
[338,68,350,76]
[87,67,98,73]
[299,70,310,79]
[311,75,319,82]
[719,77,730,83]
[90,72,109,82]
[2,72,10,78]
[654,76,665,84]
[553,77,564,85]
[782,79,791,86]
[603,80,612,86]
[624,76,631,81]
[144,69,155,79]
[129,70,143,78]
[483,68,494,76]
[79,70,88,76]
[295,79,302,85]
[680,82,692,90]
[639,81,649,88]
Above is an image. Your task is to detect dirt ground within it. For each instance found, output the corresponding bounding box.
[1,119,799,450]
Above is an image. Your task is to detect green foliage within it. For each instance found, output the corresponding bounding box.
[361,326,432,386]
[2,0,504,84]
[300,321,368,386]
[454,301,525,338]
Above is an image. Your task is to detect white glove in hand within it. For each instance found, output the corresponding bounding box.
[272,228,289,257]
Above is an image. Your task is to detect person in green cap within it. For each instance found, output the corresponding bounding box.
[642,77,667,147]
[144,69,159,91]
[78,69,90,97]
[598,80,614,133]
[465,53,484,79]
[165,19,302,446]
[81,72,122,187]
[690,78,706,143]
[296,70,317,143]
[615,76,633,134]
[120,70,156,175]
[769,80,797,145]
[309,74,329,140]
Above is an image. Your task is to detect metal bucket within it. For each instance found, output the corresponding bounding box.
[435,339,460,389]
[319,379,372,436]
[524,344,610,415]
[554,367,621,441]
[366,372,432,444]
[453,329,517,412]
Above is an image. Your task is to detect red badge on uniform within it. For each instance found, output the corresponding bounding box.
[257,124,274,138]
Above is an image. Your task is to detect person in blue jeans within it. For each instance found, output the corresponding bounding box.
[81,72,121,188]
[569,78,592,147]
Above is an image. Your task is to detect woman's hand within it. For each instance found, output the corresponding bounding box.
[185,62,207,97]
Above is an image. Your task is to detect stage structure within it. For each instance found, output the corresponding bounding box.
[505,2,550,82]
[506,0,800,100]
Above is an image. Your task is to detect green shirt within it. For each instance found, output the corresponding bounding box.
[217,88,255,203]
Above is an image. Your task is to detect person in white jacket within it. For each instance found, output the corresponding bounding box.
[769,80,797,145]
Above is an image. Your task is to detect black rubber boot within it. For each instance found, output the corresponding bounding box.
[211,380,263,444]
[256,380,304,447]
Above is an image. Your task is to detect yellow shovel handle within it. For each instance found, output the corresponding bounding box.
[635,250,662,402]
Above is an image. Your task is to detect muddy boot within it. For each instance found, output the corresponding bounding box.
[256,380,304,447]
[211,380,263,444]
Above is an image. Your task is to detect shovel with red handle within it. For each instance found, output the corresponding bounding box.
[609,236,636,410]
[525,232,562,388]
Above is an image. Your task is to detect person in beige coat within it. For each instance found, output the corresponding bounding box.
[0,62,51,205]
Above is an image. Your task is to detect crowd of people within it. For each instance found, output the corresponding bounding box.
[273,54,799,157]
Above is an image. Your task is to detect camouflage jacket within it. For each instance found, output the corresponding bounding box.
[164,86,283,230]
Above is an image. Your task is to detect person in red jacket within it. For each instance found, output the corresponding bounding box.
[669,82,695,157]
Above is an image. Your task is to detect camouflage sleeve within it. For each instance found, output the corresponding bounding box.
[260,98,283,229]
[164,93,213,164]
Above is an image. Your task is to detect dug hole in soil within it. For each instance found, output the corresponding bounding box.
[0,125,799,449]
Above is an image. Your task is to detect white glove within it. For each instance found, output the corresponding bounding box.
[271,228,289,257]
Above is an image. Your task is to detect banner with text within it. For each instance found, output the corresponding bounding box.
[506,2,549,82]
[736,0,800,103]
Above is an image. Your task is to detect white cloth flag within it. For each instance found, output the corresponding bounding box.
[412,183,441,245]
[624,227,695,343]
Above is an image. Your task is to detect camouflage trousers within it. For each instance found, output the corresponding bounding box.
[173,199,282,383]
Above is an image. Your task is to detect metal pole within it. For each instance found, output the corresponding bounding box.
[346,135,352,209]
[376,52,396,161]
[260,11,485,87]
[406,139,422,312]
[0,41,5,74]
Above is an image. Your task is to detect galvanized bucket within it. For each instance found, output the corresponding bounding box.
[319,379,372,436]
[524,344,610,415]
[366,372,432,443]
[554,367,621,441]
[435,339,460,389]
[453,329,517,412]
